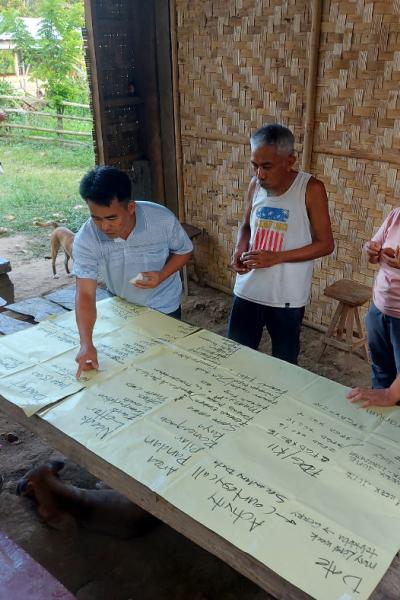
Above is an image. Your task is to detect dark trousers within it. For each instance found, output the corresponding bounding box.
[366,303,400,388]
[167,306,182,320]
[227,296,305,365]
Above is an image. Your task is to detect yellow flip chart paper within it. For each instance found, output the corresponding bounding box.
[1,319,79,362]
[1,298,400,599]
[95,296,150,323]
[0,298,197,415]
[0,358,84,416]
[0,346,35,378]
[124,309,199,343]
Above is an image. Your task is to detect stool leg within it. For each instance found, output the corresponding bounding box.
[317,302,343,361]
[182,265,189,297]
[336,305,349,340]
[354,307,370,362]
[345,308,355,368]
[345,308,355,346]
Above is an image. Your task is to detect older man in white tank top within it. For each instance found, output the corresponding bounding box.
[228,124,334,365]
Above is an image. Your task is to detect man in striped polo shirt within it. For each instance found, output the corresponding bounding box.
[73,165,192,379]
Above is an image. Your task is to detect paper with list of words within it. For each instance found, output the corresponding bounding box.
[0,296,399,600]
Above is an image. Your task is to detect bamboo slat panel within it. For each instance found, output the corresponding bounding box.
[309,0,400,325]
[176,0,400,327]
[176,0,312,299]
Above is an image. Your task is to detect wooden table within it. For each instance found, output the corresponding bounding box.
[1,394,399,600]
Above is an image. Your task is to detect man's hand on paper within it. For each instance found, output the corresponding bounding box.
[130,271,162,288]
[346,386,399,408]
[75,343,99,380]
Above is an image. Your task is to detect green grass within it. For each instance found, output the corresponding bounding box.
[0,138,94,258]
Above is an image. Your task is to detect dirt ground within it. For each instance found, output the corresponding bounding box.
[0,233,372,600]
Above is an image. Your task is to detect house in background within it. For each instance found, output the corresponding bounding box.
[0,17,42,93]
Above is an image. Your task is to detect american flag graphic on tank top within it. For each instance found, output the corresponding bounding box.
[251,206,289,252]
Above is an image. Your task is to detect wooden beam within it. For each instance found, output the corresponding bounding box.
[182,129,248,145]
[3,123,91,136]
[170,0,185,221]
[314,144,400,169]
[83,0,104,164]
[301,0,322,172]
[155,0,179,214]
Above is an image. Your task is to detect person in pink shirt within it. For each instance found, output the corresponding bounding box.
[347,208,400,408]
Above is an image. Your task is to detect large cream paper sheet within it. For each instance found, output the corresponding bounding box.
[0,298,399,600]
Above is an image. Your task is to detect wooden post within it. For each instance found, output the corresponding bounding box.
[301,0,322,172]
[83,0,104,164]
[169,0,185,222]
[57,105,64,142]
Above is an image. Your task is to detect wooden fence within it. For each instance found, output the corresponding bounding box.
[0,96,93,146]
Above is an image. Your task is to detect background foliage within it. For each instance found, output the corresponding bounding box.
[0,0,88,107]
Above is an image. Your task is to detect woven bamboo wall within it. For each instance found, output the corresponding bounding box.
[175,0,400,326]
[311,0,400,325]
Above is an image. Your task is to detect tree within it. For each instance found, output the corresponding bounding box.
[0,1,41,17]
[0,0,88,108]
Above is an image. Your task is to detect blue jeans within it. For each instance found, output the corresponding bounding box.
[366,303,400,388]
[227,296,305,365]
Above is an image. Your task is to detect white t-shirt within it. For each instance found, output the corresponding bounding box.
[234,171,314,308]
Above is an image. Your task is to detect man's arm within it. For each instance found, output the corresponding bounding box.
[133,251,192,289]
[347,377,400,408]
[241,177,334,269]
[230,177,256,273]
[75,277,98,379]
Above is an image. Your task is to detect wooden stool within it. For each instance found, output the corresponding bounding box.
[181,223,202,296]
[318,278,372,362]
[0,257,14,304]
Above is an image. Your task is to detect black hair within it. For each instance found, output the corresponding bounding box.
[250,124,294,156]
[79,166,132,206]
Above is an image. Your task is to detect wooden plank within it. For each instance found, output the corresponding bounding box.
[6,298,67,322]
[0,313,33,335]
[83,0,105,164]
[102,96,143,107]
[61,101,90,109]
[3,123,92,137]
[170,0,185,221]
[0,134,90,147]
[155,0,179,215]
[301,0,322,172]
[324,280,372,307]
[4,109,92,122]
[130,1,165,204]
[44,287,112,311]
[314,144,400,170]
[0,395,399,599]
